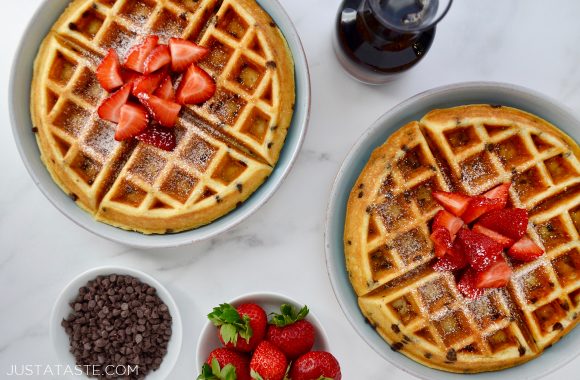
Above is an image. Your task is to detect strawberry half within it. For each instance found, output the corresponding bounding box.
[154,75,175,101]
[96,49,123,92]
[508,236,544,262]
[136,124,176,151]
[457,269,485,299]
[473,224,514,248]
[432,242,468,272]
[169,38,210,72]
[475,259,512,288]
[483,182,511,208]
[124,35,159,73]
[461,196,503,224]
[115,103,149,141]
[97,83,132,123]
[432,190,471,217]
[477,208,529,241]
[143,44,171,74]
[432,210,464,240]
[431,227,452,258]
[457,229,503,272]
[176,64,216,105]
[132,70,167,96]
[137,93,181,128]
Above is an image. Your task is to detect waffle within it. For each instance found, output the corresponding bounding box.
[344,105,580,372]
[30,0,295,234]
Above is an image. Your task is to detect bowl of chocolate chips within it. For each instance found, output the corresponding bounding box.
[50,266,182,379]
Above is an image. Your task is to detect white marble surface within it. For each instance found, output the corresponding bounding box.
[1,0,580,379]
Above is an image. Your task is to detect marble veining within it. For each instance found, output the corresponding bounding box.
[2,0,580,379]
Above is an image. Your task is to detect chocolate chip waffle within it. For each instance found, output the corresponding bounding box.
[344,105,580,372]
[30,0,294,234]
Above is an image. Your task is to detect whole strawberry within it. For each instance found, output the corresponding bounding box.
[266,304,315,359]
[250,341,288,380]
[289,351,342,380]
[197,348,251,380]
[208,303,267,353]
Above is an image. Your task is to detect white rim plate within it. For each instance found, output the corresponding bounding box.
[325,82,580,380]
[9,0,310,248]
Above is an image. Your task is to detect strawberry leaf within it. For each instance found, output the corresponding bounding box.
[208,303,253,344]
[197,359,238,380]
[269,304,309,327]
[251,369,265,380]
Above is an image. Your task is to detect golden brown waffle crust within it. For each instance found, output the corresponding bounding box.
[30,0,295,234]
[345,105,580,373]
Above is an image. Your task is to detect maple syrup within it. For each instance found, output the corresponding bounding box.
[334,0,452,84]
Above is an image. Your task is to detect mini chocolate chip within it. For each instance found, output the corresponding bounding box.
[266,61,277,69]
[32,127,38,133]
[391,342,404,351]
[179,12,187,20]
[70,193,78,202]
[402,335,411,343]
[391,324,400,334]
[490,104,502,108]
[267,142,273,149]
[518,345,526,356]
[401,144,409,152]
[347,240,352,245]
[236,201,243,208]
[215,195,222,203]
[166,229,174,234]
[553,322,564,331]
[424,352,432,359]
[446,348,457,362]
[69,22,78,31]
[236,184,243,193]
[269,21,276,27]
[358,191,364,198]
[358,183,364,189]
[270,125,278,131]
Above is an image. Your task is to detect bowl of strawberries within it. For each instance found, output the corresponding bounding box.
[196,292,342,380]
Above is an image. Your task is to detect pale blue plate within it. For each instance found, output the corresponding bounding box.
[9,0,310,248]
[325,82,580,380]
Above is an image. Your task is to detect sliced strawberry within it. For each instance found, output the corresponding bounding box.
[136,124,176,151]
[475,259,512,288]
[115,103,149,141]
[432,210,464,240]
[431,227,452,258]
[433,242,468,272]
[132,70,167,96]
[125,35,159,73]
[461,196,503,224]
[137,93,181,128]
[432,191,471,217]
[121,68,141,85]
[96,49,123,92]
[176,64,216,105]
[477,208,529,241]
[169,38,210,72]
[143,44,171,74]
[508,236,544,262]
[483,182,511,208]
[97,83,132,123]
[457,229,503,272]
[154,75,175,101]
[457,269,485,299]
[473,224,514,248]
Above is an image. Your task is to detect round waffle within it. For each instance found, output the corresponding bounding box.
[31,0,295,234]
[345,105,580,372]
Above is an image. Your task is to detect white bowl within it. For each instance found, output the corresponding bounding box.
[195,292,330,371]
[325,82,580,380]
[9,0,310,248]
[50,266,183,380]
